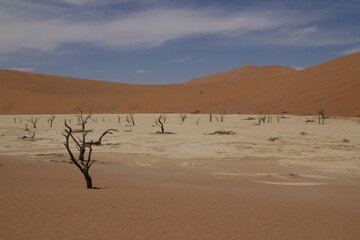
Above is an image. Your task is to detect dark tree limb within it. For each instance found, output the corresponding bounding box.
[48,115,56,127]
[26,117,40,128]
[154,116,165,133]
[92,129,118,145]
[62,115,96,189]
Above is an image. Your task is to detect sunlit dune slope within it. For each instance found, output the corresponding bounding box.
[187,65,296,85]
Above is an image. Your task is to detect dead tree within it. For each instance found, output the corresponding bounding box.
[48,115,56,127]
[318,110,326,125]
[92,129,118,145]
[117,115,121,124]
[127,114,135,126]
[75,111,93,161]
[257,115,266,125]
[262,116,266,123]
[305,119,315,124]
[220,114,225,122]
[154,115,165,133]
[62,113,95,189]
[26,117,40,128]
[276,115,281,123]
[14,117,17,123]
[195,118,200,125]
[180,114,187,124]
[28,131,35,138]
[209,114,213,122]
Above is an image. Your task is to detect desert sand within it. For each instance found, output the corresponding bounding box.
[1,52,360,116]
[1,113,360,239]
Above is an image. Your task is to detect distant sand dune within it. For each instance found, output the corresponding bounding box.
[1,52,359,116]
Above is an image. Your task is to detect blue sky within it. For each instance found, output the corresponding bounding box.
[0,0,359,84]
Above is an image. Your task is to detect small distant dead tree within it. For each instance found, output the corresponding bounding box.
[92,129,118,145]
[207,130,236,135]
[214,116,219,122]
[209,114,213,122]
[117,115,121,124]
[195,118,200,125]
[62,112,95,189]
[48,115,56,127]
[258,115,266,125]
[244,117,256,120]
[305,119,315,124]
[26,117,40,128]
[191,110,200,114]
[276,115,281,123]
[28,131,35,138]
[220,114,225,122]
[318,110,326,125]
[127,114,135,126]
[268,137,279,142]
[154,115,166,133]
[180,114,187,124]
[267,115,273,123]
[14,117,17,123]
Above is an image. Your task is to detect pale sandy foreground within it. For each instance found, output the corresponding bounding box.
[1,114,360,239]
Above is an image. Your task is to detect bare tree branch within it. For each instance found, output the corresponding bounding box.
[26,117,40,128]
[48,115,56,127]
[154,115,165,133]
[92,129,118,145]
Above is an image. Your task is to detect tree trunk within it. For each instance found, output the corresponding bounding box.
[83,171,93,189]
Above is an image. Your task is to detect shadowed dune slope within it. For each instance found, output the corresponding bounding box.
[0,53,359,116]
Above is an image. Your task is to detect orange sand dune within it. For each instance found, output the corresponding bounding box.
[0,53,359,116]
[187,65,296,85]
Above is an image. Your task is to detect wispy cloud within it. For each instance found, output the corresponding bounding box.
[0,1,358,54]
[136,69,146,73]
[338,47,360,55]
[8,67,34,72]
[292,66,305,71]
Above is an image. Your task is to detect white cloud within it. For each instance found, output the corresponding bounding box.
[8,67,34,72]
[0,2,358,53]
[61,0,94,4]
[136,69,146,73]
[292,66,305,71]
[298,26,318,33]
[338,47,360,55]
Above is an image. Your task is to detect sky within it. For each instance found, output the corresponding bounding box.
[0,0,359,84]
